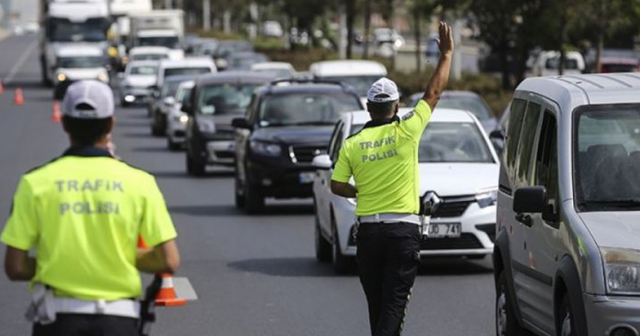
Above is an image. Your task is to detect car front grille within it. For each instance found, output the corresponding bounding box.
[420,233,483,250]
[210,128,235,140]
[289,145,327,164]
[430,196,474,218]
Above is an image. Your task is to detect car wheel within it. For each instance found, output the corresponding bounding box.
[496,271,526,336]
[331,217,352,274]
[167,137,181,151]
[558,295,576,336]
[243,181,264,214]
[186,153,205,176]
[315,210,331,263]
[234,170,245,209]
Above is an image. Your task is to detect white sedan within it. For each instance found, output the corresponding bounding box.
[312,108,500,273]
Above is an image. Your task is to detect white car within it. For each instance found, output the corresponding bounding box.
[310,60,387,106]
[312,108,500,273]
[155,58,216,90]
[166,80,194,150]
[529,50,585,77]
[125,46,171,66]
[119,60,158,106]
[251,62,296,78]
[53,45,109,99]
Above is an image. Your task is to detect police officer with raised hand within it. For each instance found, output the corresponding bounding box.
[330,22,454,336]
[2,80,180,336]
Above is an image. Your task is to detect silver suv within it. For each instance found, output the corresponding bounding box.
[495,73,640,336]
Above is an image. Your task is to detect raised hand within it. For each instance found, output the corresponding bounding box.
[437,21,454,57]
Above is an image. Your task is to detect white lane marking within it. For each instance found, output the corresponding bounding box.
[4,40,38,84]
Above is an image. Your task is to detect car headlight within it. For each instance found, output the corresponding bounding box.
[197,120,216,134]
[57,73,67,82]
[602,247,640,295]
[176,114,189,124]
[97,71,109,82]
[216,59,228,68]
[250,141,281,156]
[475,188,498,208]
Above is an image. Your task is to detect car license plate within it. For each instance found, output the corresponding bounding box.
[299,172,316,183]
[424,223,461,238]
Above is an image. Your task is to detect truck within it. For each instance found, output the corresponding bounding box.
[128,10,184,61]
[39,0,111,86]
[109,0,153,70]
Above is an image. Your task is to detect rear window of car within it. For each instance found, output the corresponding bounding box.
[164,67,211,78]
[259,92,361,127]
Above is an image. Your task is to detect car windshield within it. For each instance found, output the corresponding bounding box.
[161,80,183,98]
[259,92,361,127]
[58,56,105,68]
[254,69,293,78]
[132,54,167,61]
[546,57,579,70]
[164,67,211,78]
[436,95,492,120]
[575,106,640,211]
[130,65,157,75]
[49,18,108,42]
[197,83,261,115]
[319,75,382,97]
[418,122,493,163]
[136,36,179,49]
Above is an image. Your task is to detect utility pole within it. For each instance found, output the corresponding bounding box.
[338,5,347,59]
[451,18,462,81]
[202,0,210,31]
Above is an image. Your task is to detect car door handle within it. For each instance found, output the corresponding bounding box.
[515,213,533,227]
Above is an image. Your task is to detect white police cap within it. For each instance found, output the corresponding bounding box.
[62,80,115,119]
[367,77,400,103]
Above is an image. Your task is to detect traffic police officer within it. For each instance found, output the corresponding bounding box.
[1,80,180,336]
[331,22,454,336]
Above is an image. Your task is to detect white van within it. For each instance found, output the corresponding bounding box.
[495,73,640,336]
[309,60,388,105]
[530,50,585,77]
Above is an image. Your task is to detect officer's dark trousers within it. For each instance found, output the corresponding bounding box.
[356,222,421,336]
[32,314,138,336]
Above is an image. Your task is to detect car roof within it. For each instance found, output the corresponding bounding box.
[57,46,103,57]
[255,82,358,96]
[310,60,387,76]
[177,80,195,89]
[159,58,215,68]
[164,74,197,83]
[348,108,477,125]
[516,73,640,107]
[130,46,170,54]
[127,60,159,67]
[251,62,294,70]
[196,72,275,85]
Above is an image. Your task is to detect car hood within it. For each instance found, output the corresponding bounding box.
[418,163,499,197]
[58,68,106,80]
[579,212,640,250]
[252,126,334,145]
[125,75,156,87]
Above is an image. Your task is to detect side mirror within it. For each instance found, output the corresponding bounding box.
[181,102,193,115]
[163,97,176,106]
[421,191,442,217]
[311,154,332,170]
[489,129,505,140]
[513,186,547,214]
[232,118,251,129]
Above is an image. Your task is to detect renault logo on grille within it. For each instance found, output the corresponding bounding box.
[422,191,442,216]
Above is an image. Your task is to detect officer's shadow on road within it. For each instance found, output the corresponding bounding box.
[227,257,493,278]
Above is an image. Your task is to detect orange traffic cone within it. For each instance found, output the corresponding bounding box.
[13,88,24,105]
[51,101,61,123]
[137,236,186,307]
[154,274,187,307]
[0,78,4,94]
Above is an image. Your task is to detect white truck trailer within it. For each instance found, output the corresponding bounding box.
[109,0,153,70]
[128,10,184,60]
[39,0,111,86]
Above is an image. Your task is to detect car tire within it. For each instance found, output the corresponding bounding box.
[167,137,181,151]
[234,170,245,209]
[315,213,332,263]
[496,270,527,336]
[331,218,352,274]
[244,181,264,214]
[557,295,576,336]
[186,153,205,176]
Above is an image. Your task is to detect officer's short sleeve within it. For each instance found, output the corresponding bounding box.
[1,178,39,251]
[139,177,177,247]
[331,144,352,183]
[398,99,432,140]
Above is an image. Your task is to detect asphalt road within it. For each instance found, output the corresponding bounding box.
[0,35,495,336]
